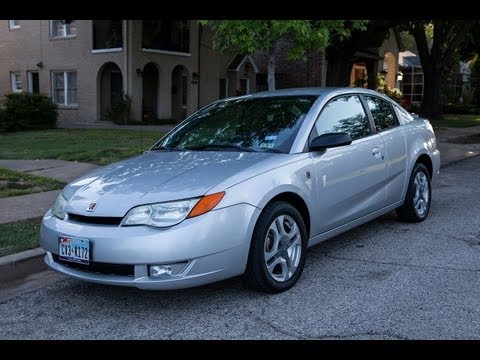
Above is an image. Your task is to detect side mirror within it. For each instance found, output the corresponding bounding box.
[410,112,419,118]
[310,133,352,151]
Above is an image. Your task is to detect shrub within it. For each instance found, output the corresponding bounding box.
[375,73,403,103]
[406,103,421,114]
[105,93,131,125]
[1,93,58,132]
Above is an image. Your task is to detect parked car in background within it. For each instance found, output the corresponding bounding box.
[40,87,440,293]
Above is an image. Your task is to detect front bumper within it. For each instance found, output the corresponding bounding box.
[40,203,261,290]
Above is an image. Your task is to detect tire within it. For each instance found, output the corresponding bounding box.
[243,201,308,293]
[396,163,432,222]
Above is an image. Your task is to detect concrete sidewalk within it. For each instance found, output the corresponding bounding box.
[0,125,479,285]
[0,159,99,183]
[434,125,480,142]
[0,159,98,224]
[434,126,480,166]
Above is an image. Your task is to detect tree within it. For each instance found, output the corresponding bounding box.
[470,54,480,106]
[200,20,367,91]
[408,20,479,118]
[400,25,433,54]
[324,20,405,88]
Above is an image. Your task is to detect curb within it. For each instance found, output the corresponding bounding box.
[440,152,480,168]
[0,247,46,283]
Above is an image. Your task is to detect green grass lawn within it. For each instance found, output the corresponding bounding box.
[0,217,42,256]
[430,114,480,128]
[0,129,165,166]
[0,168,65,198]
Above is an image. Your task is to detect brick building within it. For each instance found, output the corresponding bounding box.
[0,20,258,125]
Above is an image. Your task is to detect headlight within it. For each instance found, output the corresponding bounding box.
[121,192,225,228]
[52,193,67,220]
[121,199,199,228]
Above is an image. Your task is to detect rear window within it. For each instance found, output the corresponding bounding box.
[365,96,399,131]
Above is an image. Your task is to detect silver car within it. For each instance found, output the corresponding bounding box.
[40,88,440,293]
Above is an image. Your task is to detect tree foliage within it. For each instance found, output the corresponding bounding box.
[200,20,368,91]
[407,20,480,118]
[400,25,433,54]
[201,20,366,60]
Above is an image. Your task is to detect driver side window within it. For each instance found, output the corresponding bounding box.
[314,95,371,140]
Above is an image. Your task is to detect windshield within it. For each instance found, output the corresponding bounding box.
[154,95,318,153]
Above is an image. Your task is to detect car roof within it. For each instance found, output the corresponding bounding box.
[239,87,391,100]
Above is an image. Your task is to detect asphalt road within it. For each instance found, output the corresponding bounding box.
[1,156,480,340]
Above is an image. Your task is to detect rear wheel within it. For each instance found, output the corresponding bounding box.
[396,163,431,222]
[243,201,308,293]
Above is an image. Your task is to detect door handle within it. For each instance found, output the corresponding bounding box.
[372,147,382,158]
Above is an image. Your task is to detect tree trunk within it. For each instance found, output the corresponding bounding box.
[267,49,276,91]
[421,68,443,119]
[411,22,444,119]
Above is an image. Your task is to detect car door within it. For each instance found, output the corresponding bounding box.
[363,95,407,205]
[309,94,388,235]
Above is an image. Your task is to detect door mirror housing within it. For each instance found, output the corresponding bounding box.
[309,133,353,151]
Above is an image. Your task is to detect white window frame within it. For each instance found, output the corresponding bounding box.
[10,72,22,92]
[27,71,39,93]
[51,71,78,106]
[50,20,76,38]
[8,20,20,29]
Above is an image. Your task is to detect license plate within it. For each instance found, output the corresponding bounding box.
[58,236,90,265]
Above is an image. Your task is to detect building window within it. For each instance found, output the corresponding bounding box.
[52,71,77,105]
[142,20,189,53]
[8,20,20,29]
[27,71,40,94]
[10,72,22,92]
[219,78,227,99]
[400,67,424,104]
[50,20,77,38]
[92,20,123,50]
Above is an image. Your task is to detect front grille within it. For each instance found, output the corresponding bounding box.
[68,213,123,226]
[52,253,134,277]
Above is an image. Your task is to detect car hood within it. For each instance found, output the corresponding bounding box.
[63,150,274,217]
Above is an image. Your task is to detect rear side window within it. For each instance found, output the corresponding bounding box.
[365,96,399,131]
[314,95,371,140]
[395,105,415,123]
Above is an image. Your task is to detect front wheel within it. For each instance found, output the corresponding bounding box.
[243,201,308,293]
[396,163,432,222]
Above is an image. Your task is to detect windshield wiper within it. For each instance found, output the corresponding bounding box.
[184,144,256,152]
[264,148,285,153]
[151,146,182,151]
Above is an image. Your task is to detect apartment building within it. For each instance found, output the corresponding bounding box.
[0,20,258,124]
